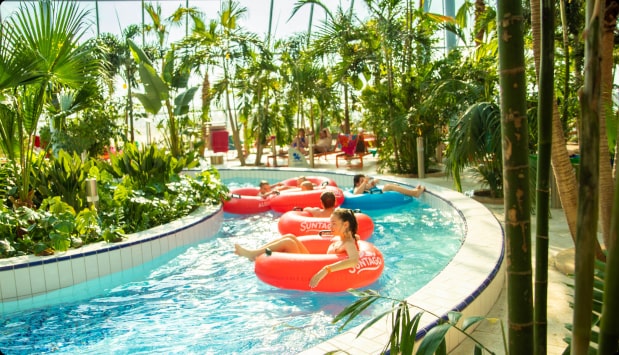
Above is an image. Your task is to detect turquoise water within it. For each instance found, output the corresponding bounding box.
[0,180,464,354]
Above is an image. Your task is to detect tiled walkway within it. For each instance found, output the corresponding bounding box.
[218,151,574,354]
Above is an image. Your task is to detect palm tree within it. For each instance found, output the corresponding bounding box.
[130,4,201,157]
[235,42,280,165]
[570,0,602,351]
[210,0,263,166]
[596,0,619,257]
[0,0,103,207]
[98,25,141,143]
[359,0,448,174]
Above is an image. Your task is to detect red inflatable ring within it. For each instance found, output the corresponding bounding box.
[223,187,272,214]
[254,235,384,292]
[279,176,338,188]
[269,186,344,213]
[278,210,374,240]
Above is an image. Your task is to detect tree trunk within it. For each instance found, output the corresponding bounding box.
[571,0,602,351]
[597,0,619,250]
[533,0,555,351]
[497,1,534,353]
[597,2,619,351]
[200,71,211,157]
[474,0,486,45]
[531,0,606,261]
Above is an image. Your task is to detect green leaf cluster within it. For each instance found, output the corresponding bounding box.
[0,144,227,258]
[332,289,502,355]
[99,142,197,188]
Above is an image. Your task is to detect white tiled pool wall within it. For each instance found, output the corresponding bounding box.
[219,168,505,354]
[0,205,223,304]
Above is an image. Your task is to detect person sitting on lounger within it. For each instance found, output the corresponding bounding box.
[291,128,308,154]
[352,174,425,197]
[312,128,333,153]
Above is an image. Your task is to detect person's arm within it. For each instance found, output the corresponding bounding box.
[309,240,360,288]
[353,177,377,195]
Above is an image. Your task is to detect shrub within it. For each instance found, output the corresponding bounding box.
[0,144,228,258]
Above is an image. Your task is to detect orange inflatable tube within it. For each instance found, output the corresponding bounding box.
[254,235,384,292]
[278,210,375,240]
[223,187,272,214]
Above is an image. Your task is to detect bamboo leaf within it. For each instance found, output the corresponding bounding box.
[416,323,452,355]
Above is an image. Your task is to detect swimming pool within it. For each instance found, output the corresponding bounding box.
[0,177,464,354]
[0,167,504,354]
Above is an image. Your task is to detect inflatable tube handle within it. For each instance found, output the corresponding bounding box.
[321,180,329,187]
[318,230,333,236]
[292,207,303,211]
[230,193,241,199]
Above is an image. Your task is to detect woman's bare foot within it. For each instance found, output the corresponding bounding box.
[234,244,258,261]
[413,185,425,197]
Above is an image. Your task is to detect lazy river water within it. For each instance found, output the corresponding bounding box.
[0,179,464,354]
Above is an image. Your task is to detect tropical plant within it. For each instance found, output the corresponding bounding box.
[445,102,503,198]
[0,0,103,207]
[97,142,198,188]
[308,2,369,135]
[0,145,227,258]
[333,289,504,355]
[97,25,142,143]
[39,98,122,158]
[128,38,198,158]
[563,258,608,353]
[209,1,261,166]
[31,150,89,212]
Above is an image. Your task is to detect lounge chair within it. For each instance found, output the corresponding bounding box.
[335,133,374,168]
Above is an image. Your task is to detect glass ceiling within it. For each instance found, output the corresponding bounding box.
[0,0,374,42]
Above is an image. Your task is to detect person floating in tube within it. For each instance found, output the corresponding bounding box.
[234,208,360,288]
[352,174,425,197]
[303,191,336,217]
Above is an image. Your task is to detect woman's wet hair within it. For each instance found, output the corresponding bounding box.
[333,208,358,237]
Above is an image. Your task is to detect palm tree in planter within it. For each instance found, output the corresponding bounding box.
[446,101,504,199]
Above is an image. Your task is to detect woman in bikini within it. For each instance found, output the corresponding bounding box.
[352,174,425,197]
[234,208,360,288]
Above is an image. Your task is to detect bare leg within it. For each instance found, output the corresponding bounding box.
[234,234,310,261]
[383,183,425,197]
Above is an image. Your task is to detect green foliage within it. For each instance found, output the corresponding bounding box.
[39,99,122,158]
[33,150,88,211]
[0,144,227,258]
[0,199,76,257]
[0,0,104,206]
[98,142,198,188]
[333,289,501,355]
[562,258,608,354]
[445,102,503,197]
[75,208,101,244]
